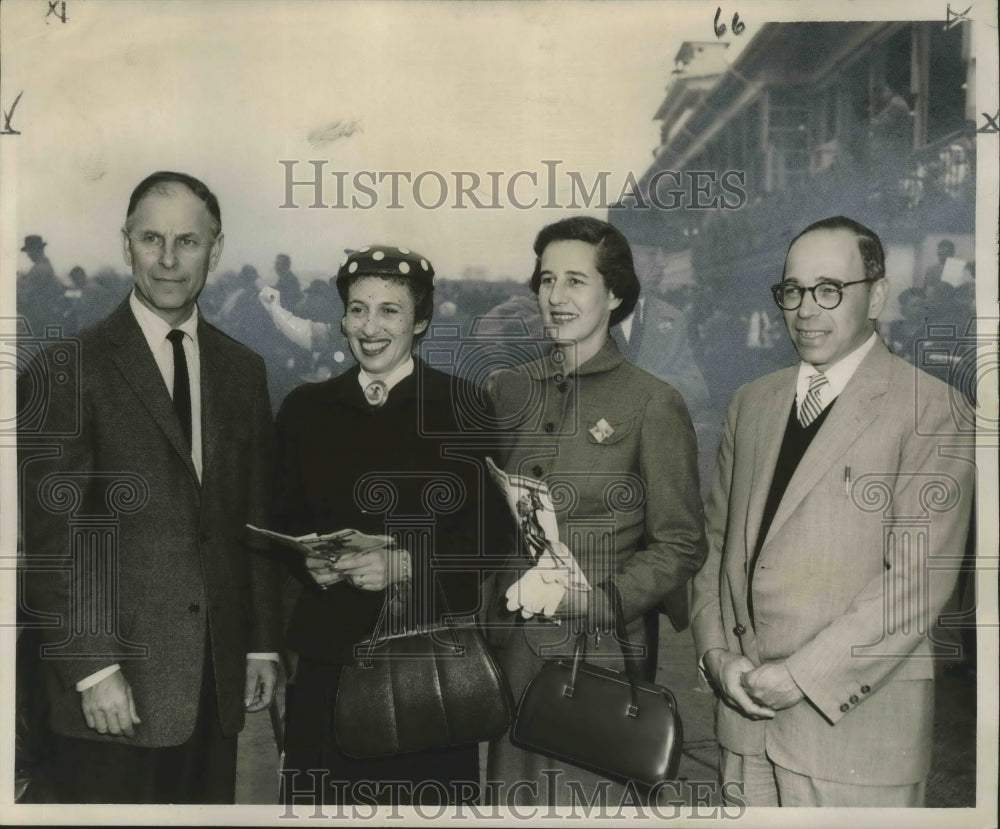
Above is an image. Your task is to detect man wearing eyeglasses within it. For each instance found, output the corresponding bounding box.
[20,171,282,803]
[690,216,974,806]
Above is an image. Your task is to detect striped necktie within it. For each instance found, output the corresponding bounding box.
[798,371,829,427]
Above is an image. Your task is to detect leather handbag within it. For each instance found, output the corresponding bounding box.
[335,587,512,758]
[511,586,682,787]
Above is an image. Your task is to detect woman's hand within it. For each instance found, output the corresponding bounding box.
[303,554,346,589]
[334,546,411,591]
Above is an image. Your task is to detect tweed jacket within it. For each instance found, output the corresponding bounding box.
[690,339,974,784]
[486,339,706,660]
[19,299,283,747]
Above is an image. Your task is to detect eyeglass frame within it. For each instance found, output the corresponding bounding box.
[770,278,874,311]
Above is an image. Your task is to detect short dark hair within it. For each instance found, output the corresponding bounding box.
[529,216,639,327]
[335,273,435,340]
[125,171,222,236]
[786,216,886,283]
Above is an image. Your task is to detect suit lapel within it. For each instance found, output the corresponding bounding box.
[761,343,891,548]
[105,301,199,483]
[744,370,796,559]
[198,321,228,483]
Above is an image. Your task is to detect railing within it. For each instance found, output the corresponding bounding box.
[900,128,976,206]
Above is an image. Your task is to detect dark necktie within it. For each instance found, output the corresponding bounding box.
[166,329,192,445]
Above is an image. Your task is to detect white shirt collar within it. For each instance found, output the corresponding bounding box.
[357,356,415,396]
[796,331,878,409]
[129,289,200,345]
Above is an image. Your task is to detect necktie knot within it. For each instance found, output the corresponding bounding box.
[799,371,829,427]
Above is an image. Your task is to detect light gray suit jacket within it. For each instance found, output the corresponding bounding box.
[691,339,973,785]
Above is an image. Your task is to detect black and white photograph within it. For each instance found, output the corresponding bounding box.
[2,0,997,825]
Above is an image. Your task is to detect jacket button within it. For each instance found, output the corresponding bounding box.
[840,703,850,713]
[733,624,747,636]
[860,685,871,694]
[188,603,200,614]
[849,694,859,704]
[532,465,544,478]
[544,422,555,433]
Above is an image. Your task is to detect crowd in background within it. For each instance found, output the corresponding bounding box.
[16,235,977,428]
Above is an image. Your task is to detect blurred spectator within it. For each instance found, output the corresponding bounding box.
[77,269,130,332]
[50,266,87,335]
[925,239,972,288]
[218,265,265,343]
[868,82,911,198]
[888,286,925,364]
[215,265,309,410]
[274,253,303,313]
[17,235,64,336]
[612,294,709,416]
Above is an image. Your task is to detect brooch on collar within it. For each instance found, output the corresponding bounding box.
[588,418,615,443]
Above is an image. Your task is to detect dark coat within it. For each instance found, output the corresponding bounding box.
[19,299,283,747]
[275,361,502,664]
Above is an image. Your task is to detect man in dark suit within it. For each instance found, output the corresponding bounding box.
[690,216,974,806]
[19,171,282,803]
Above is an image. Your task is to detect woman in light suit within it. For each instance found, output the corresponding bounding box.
[486,217,707,805]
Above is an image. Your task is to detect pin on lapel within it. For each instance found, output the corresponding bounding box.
[588,418,615,443]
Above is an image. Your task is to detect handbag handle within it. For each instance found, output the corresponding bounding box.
[562,583,640,718]
[357,574,464,668]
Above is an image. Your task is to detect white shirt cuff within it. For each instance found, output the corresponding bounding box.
[247,652,280,662]
[76,664,121,692]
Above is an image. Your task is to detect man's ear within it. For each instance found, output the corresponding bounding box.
[868,277,889,320]
[208,233,225,272]
[121,228,133,269]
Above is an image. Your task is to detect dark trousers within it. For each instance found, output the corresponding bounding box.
[48,649,237,804]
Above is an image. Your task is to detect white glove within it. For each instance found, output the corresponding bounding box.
[258,285,282,310]
[506,566,566,619]
[258,287,313,349]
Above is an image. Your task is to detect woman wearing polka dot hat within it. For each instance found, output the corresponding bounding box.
[273,245,500,806]
[485,217,706,804]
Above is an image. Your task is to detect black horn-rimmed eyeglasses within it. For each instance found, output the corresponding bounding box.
[770,279,872,311]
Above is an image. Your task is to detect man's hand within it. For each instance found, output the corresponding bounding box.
[703,648,776,720]
[245,659,279,713]
[740,660,804,710]
[80,671,141,737]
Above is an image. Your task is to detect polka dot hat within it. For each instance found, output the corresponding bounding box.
[335,245,434,288]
